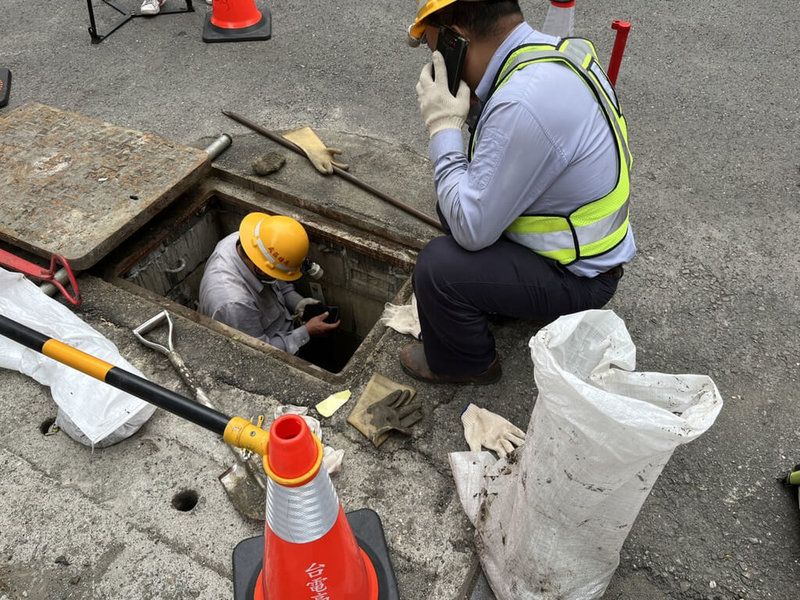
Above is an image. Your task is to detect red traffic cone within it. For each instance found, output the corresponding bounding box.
[231,414,400,600]
[203,0,271,43]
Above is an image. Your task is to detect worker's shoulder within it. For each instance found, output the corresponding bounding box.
[504,59,590,99]
[492,61,599,122]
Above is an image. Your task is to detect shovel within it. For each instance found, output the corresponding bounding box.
[133,310,267,521]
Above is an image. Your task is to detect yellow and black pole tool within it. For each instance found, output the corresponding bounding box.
[0,313,268,456]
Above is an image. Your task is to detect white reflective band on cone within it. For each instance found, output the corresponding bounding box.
[266,467,340,543]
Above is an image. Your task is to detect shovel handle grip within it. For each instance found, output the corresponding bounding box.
[134,311,207,399]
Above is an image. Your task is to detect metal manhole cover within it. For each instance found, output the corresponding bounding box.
[0,102,209,270]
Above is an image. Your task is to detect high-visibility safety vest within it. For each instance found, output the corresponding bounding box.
[468,38,632,266]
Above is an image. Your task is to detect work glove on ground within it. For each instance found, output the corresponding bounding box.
[461,403,525,458]
[282,126,349,175]
[365,389,424,444]
[416,51,471,138]
[292,297,321,323]
[379,293,421,339]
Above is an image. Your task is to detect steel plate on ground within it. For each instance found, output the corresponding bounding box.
[0,102,209,270]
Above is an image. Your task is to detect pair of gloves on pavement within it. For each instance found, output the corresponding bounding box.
[379,293,421,340]
[284,51,465,177]
[359,391,525,458]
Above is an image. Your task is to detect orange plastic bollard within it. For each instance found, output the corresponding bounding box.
[607,20,631,86]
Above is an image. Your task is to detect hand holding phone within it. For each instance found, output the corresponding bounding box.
[302,303,340,324]
[435,26,469,96]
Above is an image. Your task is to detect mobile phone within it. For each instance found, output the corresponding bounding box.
[302,303,340,324]
[435,26,469,96]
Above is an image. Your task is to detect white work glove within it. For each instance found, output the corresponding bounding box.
[323,446,345,475]
[416,51,471,138]
[378,293,421,339]
[461,403,525,458]
[293,297,321,323]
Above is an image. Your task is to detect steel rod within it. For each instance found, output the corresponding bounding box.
[222,110,444,232]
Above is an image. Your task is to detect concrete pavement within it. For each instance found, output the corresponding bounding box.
[1,1,799,599]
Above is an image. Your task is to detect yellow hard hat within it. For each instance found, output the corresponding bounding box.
[238,213,309,282]
[408,0,458,42]
[408,0,485,44]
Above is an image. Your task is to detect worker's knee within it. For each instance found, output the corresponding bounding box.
[414,236,465,288]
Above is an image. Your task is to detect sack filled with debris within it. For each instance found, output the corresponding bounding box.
[0,267,156,447]
[450,309,723,600]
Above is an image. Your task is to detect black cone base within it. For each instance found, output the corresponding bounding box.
[232,508,399,600]
[202,11,271,43]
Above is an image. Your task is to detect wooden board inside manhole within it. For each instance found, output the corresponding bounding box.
[0,102,209,270]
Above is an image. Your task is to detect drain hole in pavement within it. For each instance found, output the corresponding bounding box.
[172,489,199,512]
[39,417,57,435]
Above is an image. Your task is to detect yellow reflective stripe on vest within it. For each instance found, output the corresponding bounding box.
[473,38,632,265]
[507,200,630,264]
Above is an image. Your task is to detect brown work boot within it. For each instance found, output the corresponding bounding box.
[400,343,501,385]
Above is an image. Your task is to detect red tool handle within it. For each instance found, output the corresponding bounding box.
[44,254,82,306]
[607,20,631,86]
[0,249,82,306]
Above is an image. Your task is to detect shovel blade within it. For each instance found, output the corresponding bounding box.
[219,459,266,521]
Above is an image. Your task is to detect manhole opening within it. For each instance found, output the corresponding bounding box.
[172,489,199,512]
[117,196,412,375]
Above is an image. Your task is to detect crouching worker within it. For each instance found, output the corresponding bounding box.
[199,212,339,359]
[401,0,636,385]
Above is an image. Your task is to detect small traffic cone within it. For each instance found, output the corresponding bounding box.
[542,0,575,37]
[203,0,271,43]
[232,414,399,600]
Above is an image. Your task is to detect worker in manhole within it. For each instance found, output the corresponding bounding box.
[198,212,340,366]
[402,0,635,384]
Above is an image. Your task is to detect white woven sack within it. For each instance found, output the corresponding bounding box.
[451,309,722,600]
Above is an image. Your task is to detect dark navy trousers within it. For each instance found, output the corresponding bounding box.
[412,234,621,376]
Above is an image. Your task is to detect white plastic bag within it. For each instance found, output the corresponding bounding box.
[0,268,156,447]
[450,309,723,600]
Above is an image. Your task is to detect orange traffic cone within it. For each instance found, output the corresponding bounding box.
[232,414,399,600]
[203,0,271,43]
